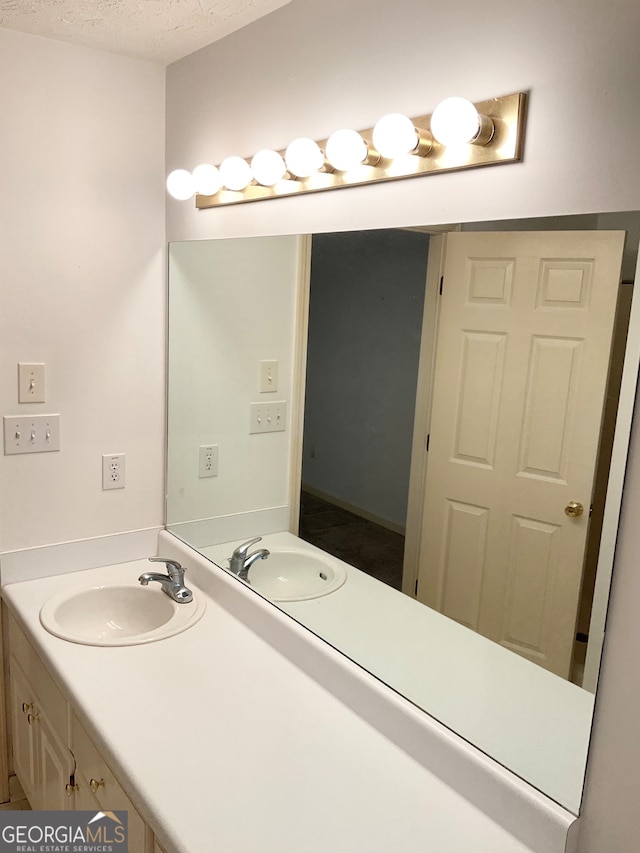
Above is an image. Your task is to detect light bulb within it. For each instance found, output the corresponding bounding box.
[166,169,195,201]
[251,149,287,186]
[192,163,222,196]
[284,137,324,178]
[372,113,419,158]
[430,97,482,146]
[325,129,368,171]
[219,156,252,191]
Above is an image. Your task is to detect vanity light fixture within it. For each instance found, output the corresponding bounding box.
[192,163,222,196]
[325,128,379,171]
[166,168,195,201]
[372,113,433,159]
[165,91,527,207]
[251,149,288,186]
[219,156,253,191]
[284,137,325,178]
[429,97,494,147]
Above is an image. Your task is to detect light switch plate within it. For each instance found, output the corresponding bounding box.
[249,401,287,434]
[3,414,60,455]
[260,360,278,393]
[18,363,46,403]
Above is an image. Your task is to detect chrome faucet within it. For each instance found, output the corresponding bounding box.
[229,537,270,581]
[138,558,194,603]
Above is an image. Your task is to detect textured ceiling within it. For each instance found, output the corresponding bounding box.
[0,0,292,64]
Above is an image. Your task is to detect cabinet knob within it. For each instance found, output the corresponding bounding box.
[26,712,39,725]
[89,778,104,793]
[65,783,78,796]
[21,702,33,715]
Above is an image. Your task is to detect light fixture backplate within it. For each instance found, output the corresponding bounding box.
[195,91,527,209]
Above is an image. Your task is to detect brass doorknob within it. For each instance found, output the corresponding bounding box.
[89,778,104,793]
[565,501,584,518]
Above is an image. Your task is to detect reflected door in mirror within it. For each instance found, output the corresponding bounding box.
[417,230,625,678]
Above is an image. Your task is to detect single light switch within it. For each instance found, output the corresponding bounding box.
[260,360,278,393]
[18,363,46,403]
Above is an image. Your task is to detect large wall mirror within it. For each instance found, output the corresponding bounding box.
[166,210,640,815]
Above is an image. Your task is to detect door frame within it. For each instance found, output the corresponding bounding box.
[401,233,446,596]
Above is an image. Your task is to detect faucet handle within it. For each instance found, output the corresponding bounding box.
[148,557,185,580]
[231,537,262,558]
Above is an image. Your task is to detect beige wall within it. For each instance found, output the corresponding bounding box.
[167,236,300,526]
[165,0,640,850]
[0,29,166,553]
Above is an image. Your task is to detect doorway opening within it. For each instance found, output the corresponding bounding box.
[298,229,431,590]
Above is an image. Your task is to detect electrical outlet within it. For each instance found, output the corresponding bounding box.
[249,401,287,434]
[102,453,125,490]
[199,444,219,478]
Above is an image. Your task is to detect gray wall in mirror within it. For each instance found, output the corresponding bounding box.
[303,229,430,530]
[166,211,640,815]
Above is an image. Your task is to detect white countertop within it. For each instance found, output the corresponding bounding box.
[2,542,575,853]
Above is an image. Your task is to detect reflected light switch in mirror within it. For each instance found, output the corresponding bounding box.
[260,360,278,393]
[249,402,287,434]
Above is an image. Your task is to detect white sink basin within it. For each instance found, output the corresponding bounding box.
[245,549,347,601]
[39,583,206,646]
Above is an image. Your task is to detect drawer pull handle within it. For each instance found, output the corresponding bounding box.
[21,702,33,715]
[27,712,39,725]
[65,783,78,796]
[89,778,104,793]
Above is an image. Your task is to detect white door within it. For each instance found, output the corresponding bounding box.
[417,230,625,678]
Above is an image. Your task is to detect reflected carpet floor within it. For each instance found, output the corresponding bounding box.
[298,490,404,591]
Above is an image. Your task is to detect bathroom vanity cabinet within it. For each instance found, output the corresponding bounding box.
[9,611,71,812]
[7,610,160,853]
[0,550,577,853]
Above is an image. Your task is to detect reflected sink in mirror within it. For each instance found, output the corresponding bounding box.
[244,548,347,601]
[40,584,206,646]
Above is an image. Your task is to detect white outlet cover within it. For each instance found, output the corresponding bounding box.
[199,444,219,478]
[102,453,125,490]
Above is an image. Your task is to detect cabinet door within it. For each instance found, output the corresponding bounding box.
[9,659,38,805]
[39,715,73,811]
[71,715,150,853]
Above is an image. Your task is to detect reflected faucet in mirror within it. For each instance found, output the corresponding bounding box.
[229,537,270,581]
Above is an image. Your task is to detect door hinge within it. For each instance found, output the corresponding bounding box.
[589,504,593,517]
[439,275,444,295]
[426,433,430,452]
[414,579,419,596]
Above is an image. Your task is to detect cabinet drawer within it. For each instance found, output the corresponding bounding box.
[71,714,148,853]
[8,615,67,743]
